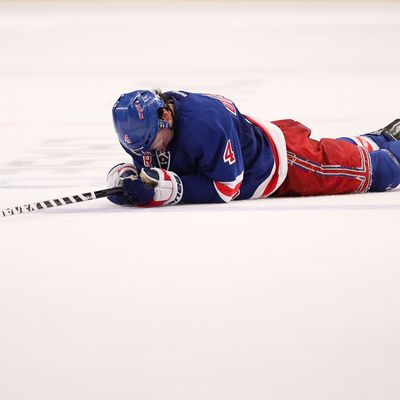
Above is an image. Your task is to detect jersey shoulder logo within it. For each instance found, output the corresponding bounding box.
[204,94,237,116]
[223,140,236,165]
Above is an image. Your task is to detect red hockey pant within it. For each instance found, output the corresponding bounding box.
[273,120,372,197]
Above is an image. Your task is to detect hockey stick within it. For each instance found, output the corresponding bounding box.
[0,187,123,218]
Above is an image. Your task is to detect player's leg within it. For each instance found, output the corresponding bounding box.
[272,118,400,196]
[272,119,373,196]
[337,119,400,151]
[337,120,400,190]
[369,141,400,191]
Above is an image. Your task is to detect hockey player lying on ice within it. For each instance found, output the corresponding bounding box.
[107,89,400,207]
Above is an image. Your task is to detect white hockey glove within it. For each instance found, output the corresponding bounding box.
[140,168,183,206]
[106,162,138,205]
[122,167,183,207]
[107,162,138,188]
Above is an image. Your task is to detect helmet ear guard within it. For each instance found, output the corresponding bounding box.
[158,119,170,130]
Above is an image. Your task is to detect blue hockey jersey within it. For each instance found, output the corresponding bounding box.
[122,91,288,203]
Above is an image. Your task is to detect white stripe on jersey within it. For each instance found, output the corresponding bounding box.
[251,121,288,199]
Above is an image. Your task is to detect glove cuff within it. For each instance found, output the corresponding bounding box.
[167,171,183,205]
[140,168,184,206]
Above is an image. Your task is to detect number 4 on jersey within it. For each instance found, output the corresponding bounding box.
[224,140,236,165]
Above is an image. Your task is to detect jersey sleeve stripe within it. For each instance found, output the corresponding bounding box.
[213,171,244,202]
[245,116,288,198]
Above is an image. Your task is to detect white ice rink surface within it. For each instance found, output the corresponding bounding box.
[1,1,400,399]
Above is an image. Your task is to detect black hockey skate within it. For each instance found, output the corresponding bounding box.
[370,119,400,141]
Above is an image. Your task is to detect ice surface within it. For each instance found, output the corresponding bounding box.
[1,2,400,399]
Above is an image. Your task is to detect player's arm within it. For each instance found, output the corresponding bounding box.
[179,136,243,204]
[107,119,244,206]
[180,117,244,203]
[130,118,244,205]
[106,165,241,207]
